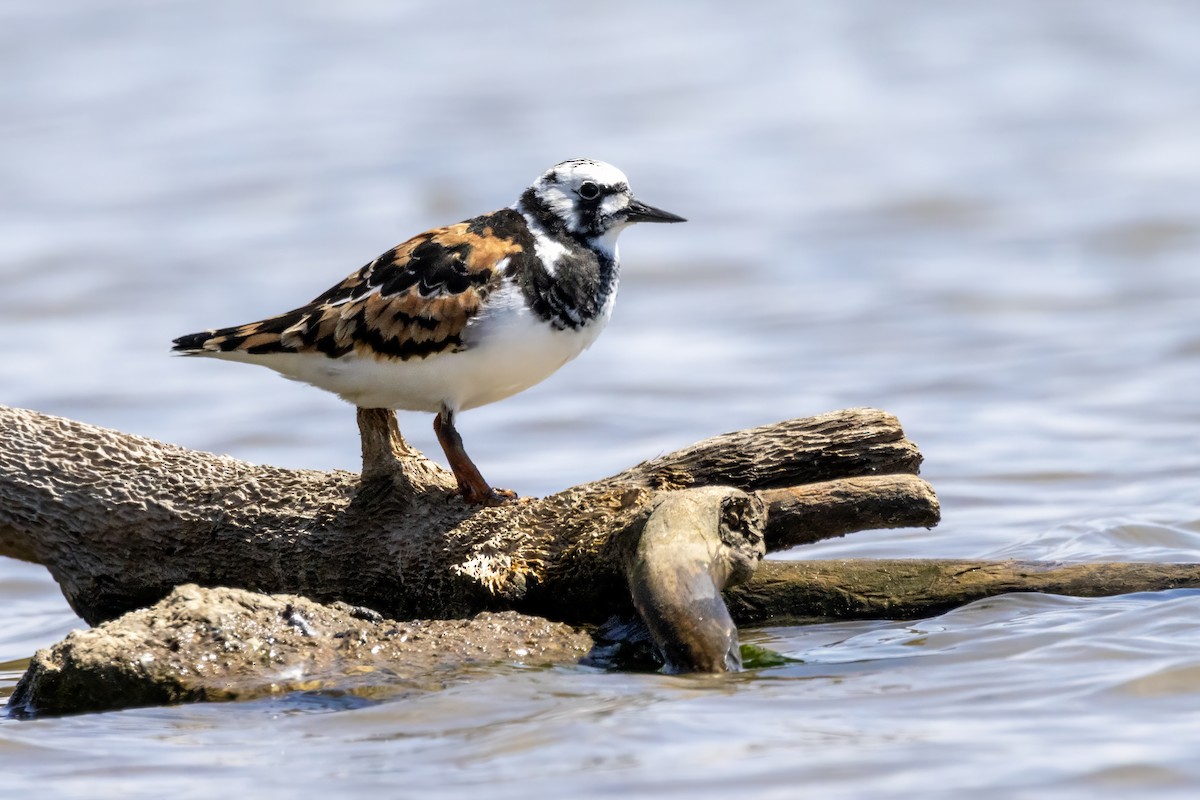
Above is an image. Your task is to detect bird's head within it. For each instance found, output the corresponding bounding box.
[519,159,686,251]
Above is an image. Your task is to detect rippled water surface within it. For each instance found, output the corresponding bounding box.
[2,1,1199,797]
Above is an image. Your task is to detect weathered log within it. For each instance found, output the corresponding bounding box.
[7,397,1200,709]
[758,475,938,549]
[14,557,1200,715]
[625,488,765,672]
[727,559,1200,624]
[16,556,1200,719]
[0,404,934,645]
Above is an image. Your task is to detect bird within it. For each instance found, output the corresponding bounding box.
[172,159,686,505]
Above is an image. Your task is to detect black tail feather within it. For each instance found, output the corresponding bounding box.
[171,331,215,353]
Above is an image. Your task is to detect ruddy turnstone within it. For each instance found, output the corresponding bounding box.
[173,159,685,505]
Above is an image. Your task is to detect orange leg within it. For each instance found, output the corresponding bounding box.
[433,407,517,506]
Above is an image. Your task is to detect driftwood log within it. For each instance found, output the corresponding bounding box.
[4,402,1199,704]
[728,559,1200,623]
[0,404,935,671]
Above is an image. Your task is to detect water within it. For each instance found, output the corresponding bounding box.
[2,1,1199,797]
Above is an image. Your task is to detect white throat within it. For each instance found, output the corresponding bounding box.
[587,226,625,260]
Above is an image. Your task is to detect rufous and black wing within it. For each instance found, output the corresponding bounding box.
[172,212,527,361]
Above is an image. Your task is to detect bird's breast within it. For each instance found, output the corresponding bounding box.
[448,278,613,409]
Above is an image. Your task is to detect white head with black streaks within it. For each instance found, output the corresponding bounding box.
[519,159,686,256]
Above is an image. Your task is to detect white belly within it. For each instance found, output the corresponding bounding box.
[203,295,612,413]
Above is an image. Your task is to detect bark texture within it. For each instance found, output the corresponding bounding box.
[0,404,936,629]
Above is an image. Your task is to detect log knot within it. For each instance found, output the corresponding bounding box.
[718,490,767,588]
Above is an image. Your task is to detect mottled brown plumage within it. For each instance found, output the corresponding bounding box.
[175,218,524,363]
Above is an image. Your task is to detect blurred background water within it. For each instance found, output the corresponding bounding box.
[1,1,1199,797]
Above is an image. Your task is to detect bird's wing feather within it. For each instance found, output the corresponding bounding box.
[173,213,525,361]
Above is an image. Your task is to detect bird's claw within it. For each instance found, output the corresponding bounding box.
[461,485,520,507]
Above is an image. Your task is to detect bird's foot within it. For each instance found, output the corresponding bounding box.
[460,484,519,507]
[433,408,523,507]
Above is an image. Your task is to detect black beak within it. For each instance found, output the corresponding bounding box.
[626,197,687,224]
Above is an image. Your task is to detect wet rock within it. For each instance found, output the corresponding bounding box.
[7,584,593,717]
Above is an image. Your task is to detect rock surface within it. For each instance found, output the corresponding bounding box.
[8,584,594,716]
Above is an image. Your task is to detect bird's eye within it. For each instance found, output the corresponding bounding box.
[578,181,600,200]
